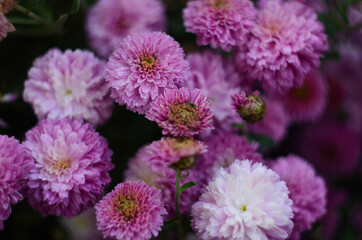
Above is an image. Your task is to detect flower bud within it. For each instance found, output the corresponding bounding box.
[231,91,266,124]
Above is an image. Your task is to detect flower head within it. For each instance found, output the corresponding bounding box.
[86,0,165,58]
[23,119,114,218]
[191,160,293,240]
[234,0,328,93]
[23,48,113,126]
[0,135,33,229]
[0,13,14,41]
[183,0,256,51]
[232,90,266,124]
[271,155,327,240]
[280,69,327,123]
[106,32,189,114]
[146,88,213,137]
[95,181,167,240]
[195,132,262,187]
[298,121,360,178]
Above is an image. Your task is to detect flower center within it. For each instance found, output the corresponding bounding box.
[241,205,247,212]
[263,23,282,36]
[49,157,72,175]
[114,194,139,220]
[65,89,72,95]
[168,102,200,129]
[291,82,309,101]
[211,0,227,9]
[140,56,156,71]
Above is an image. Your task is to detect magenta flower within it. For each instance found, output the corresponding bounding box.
[183,0,256,51]
[192,160,294,240]
[106,32,189,114]
[298,121,360,178]
[125,138,205,215]
[195,132,262,187]
[184,51,242,133]
[234,0,328,93]
[0,13,14,41]
[23,48,113,126]
[248,96,289,142]
[23,119,114,218]
[86,0,165,58]
[146,88,213,137]
[271,155,327,240]
[95,181,166,240]
[0,135,33,229]
[280,69,327,123]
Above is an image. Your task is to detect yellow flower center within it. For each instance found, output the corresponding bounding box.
[211,0,228,9]
[140,56,156,71]
[49,157,72,175]
[168,102,200,129]
[114,194,139,220]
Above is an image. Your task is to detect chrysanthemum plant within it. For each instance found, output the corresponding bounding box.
[1,0,362,239]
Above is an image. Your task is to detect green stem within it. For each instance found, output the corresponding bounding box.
[175,169,184,240]
[13,4,52,26]
[332,0,348,29]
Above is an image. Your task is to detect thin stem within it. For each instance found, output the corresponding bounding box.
[13,4,52,26]
[174,169,184,240]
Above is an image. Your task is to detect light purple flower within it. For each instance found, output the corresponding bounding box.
[106,32,189,114]
[0,13,14,41]
[234,0,328,93]
[183,0,256,51]
[248,96,289,142]
[195,132,262,187]
[146,88,213,137]
[280,69,327,123]
[23,119,114,218]
[183,51,242,133]
[125,138,205,216]
[23,48,113,126]
[0,135,33,229]
[86,0,165,58]
[95,181,167,240]
[298,120,360,178]
[191,160,294,240]
[271,155,327,240]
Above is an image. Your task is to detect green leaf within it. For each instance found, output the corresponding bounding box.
[52,14,68,29]
[162,218,178,231]
[71,0,81,14]
[7,17,38,25]
[181,181,196,193]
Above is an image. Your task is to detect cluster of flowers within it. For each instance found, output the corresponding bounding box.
[1,0,362,239]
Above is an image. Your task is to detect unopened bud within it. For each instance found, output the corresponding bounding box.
[231,91,266,124]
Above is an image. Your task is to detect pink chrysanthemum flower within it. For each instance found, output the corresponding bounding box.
[248,96,289,142]
[195,133,262,187]
[271,155,327,240]
[146,88,213,137]
[298,121,360,178]
[183,0,256,51]
[280,69,327,123]
[183,51,242,133]
[95,181,167,240]
[0,135,33,229]
[0,13,14,41]
[192,160,294,240]
[86,0,165,58]
[106,32,189,114]
[125,137,206,215]
[23,119,114,218]
[234,0,328,93]
[23,48,113,126]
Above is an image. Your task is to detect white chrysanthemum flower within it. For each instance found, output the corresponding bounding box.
[191,159,294,240]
